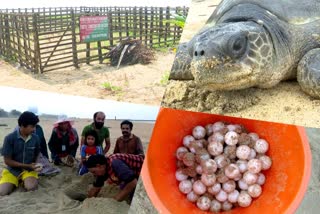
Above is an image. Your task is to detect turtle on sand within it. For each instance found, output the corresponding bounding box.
[170,0,320,98]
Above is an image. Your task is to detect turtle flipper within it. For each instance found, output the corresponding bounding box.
[169,42,194,80]
[297,48,320,99]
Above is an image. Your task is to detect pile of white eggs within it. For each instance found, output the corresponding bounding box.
[175,121,272,212]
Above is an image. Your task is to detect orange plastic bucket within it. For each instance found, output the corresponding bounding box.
[141,107,311,214]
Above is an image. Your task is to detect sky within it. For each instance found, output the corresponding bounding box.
[0,86,160,120]
[0,0,191,8]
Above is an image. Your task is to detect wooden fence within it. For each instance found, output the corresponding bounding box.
[0,6,188,73]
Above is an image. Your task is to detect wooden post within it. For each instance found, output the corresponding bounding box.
[133,7,137,39]
[173,7,178,44]
[22,15,30,69]
[149,7,154,47]
[159,7,163,46]
[32,13,41,73]
[108,13,113,46]
[0,13,3,55]
[118,9,122,40]
[14,15,22,66]
[144,6,148,45]
[125,10,129,38]
[139,7,143,41]
[165,6,170,46]
[70,9,79,68]
[4,14,11,58]
[86,43,90,64]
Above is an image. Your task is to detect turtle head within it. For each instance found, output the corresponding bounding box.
[188,21,274,90]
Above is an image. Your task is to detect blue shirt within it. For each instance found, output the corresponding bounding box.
[2,129,40,176]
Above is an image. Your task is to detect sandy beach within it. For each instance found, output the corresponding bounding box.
[0,116,154,214]
[0,50,175,107]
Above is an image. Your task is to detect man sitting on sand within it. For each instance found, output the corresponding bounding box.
[113,120,144,156]
[81,111,111,154]
[0,111,41,196]
[85,154,144,202]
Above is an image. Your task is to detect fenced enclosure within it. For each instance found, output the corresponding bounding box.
[0,6,189,73]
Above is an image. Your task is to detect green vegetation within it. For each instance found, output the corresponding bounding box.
[160,70,170,86]
[102,82,122,92]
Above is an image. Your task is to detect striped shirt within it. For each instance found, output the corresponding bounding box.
[93,153,144,187]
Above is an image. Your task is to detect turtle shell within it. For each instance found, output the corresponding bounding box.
[207,0,320,25]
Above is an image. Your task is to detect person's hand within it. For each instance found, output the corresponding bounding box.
[26,163,37,171]
[87,187,101,198]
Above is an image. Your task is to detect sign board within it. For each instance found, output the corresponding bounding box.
[79,16,109,42]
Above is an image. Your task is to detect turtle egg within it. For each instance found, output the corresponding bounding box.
[216,169,230,183]
[238,191,252,207]
[222,201,233,211]
[187,191,199,203]
[226,124,237,132]
[176,147,189,160]
[201,159,217,174]
[201,173,216,187]
[238,179,249,190]
[212,121,225,132]
[210,199,222,212]
[192,125,206,140]
[196,164,203,174]
[224,145,237,160]
[248,184,262,198]
[216,190,228,202]
[175,169,188,181]
[224,164,240,179]
[205,124,213,136]
[228,190,240,203]
[182,152,195,167]
[208,182,221,195]
[179,180,192,194]
[248,148,257,160]
[196,196,211,211]
[243,171,258,185]
[181,166,197,178]
[193,180,207,195]
[215,154,230,169]
[247,159,262,174]
[183,135,195,147]
[208,141,223,156]
[238,133,251,145]
[248,132,259,142]
[259,155,272,170]
[208,132,224,144]
[236,145,251,160]
[222,180,236,193]
[225,131,239,146]
[188,141,202,154]
[195,149,210,164]
[256,173,266,185]
[254,139,269,154]
[236,160,248,173]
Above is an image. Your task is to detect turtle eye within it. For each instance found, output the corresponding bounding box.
[227,34,247,59]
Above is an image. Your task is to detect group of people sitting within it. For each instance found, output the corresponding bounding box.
[0,110,145,203]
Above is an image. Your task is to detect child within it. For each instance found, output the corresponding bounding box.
[78,130,103,175]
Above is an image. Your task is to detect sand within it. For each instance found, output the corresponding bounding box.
[0,116,154,214]
[161,0,320,128]
[0,51,175,106]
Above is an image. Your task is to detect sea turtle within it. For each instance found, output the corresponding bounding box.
[170,0,320,98]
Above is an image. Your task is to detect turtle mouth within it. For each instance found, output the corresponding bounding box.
[191,58,256,90]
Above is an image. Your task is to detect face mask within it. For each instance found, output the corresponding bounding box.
[94,121,104,129]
